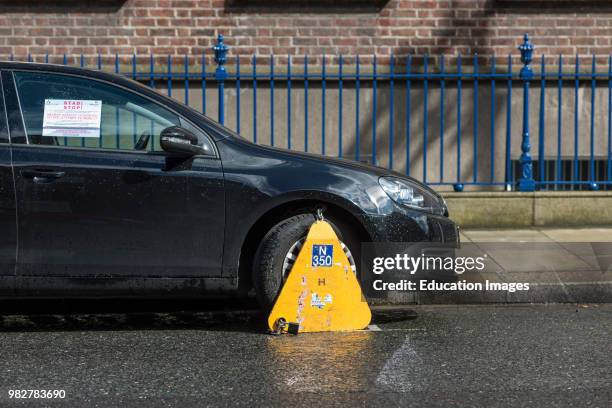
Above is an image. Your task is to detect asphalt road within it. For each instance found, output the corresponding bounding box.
[0,302,611,407]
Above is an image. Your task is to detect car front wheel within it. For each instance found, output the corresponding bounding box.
[252,213,358,311]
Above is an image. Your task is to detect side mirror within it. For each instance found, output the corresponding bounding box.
[160,126,207,157]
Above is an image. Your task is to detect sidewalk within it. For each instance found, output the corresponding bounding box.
[459,227,612,244]
[381,228,612,305]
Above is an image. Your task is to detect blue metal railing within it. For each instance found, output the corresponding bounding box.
[13,33,612,191]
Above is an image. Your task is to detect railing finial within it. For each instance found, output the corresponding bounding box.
[213,33,229,68]
[519,33,534,70]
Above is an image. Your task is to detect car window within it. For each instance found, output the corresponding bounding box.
[13,71,181,152]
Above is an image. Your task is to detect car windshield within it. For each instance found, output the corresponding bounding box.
[197,114,245,140]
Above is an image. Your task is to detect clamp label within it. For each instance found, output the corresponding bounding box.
[312,244,333,267]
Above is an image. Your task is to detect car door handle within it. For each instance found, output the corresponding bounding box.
[22,169,66,183]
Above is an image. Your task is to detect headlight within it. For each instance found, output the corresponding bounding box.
[378,176,445,215]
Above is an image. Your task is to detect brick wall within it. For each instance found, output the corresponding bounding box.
[1,0,611,66]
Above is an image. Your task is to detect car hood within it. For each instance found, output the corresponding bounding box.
[194,115,441,199]
[233,138,443,201]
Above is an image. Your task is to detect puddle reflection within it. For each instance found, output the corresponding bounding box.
[264,330,377,392]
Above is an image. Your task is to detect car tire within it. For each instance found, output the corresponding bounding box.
[252,213,359,311]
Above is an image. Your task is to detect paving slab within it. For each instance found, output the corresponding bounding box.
[462,229,555,243]
[541,228,612,242]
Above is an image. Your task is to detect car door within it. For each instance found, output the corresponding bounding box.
[3,69,225,278]
[0,73,16,277]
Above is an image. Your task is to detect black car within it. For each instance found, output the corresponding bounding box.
[0,62,458,308]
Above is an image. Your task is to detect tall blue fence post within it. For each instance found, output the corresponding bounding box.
[213,34,229,125]
[518,33,536,192]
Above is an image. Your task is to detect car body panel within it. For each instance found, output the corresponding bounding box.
[10,145,225,278]
[214,136,458,280]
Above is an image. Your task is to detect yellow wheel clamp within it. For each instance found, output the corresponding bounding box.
[268,217,372,334]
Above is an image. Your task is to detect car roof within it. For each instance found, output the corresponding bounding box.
[0,61,144,89]
[0,60,207,121]
[0,61,232,142]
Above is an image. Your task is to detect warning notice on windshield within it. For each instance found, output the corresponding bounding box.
[42,99,102,138]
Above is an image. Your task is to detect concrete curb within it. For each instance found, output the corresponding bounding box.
[442,191,612,228]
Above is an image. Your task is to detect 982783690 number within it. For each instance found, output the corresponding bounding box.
[8,390,66,399]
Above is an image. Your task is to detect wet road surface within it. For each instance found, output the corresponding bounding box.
[0,302,611,407]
